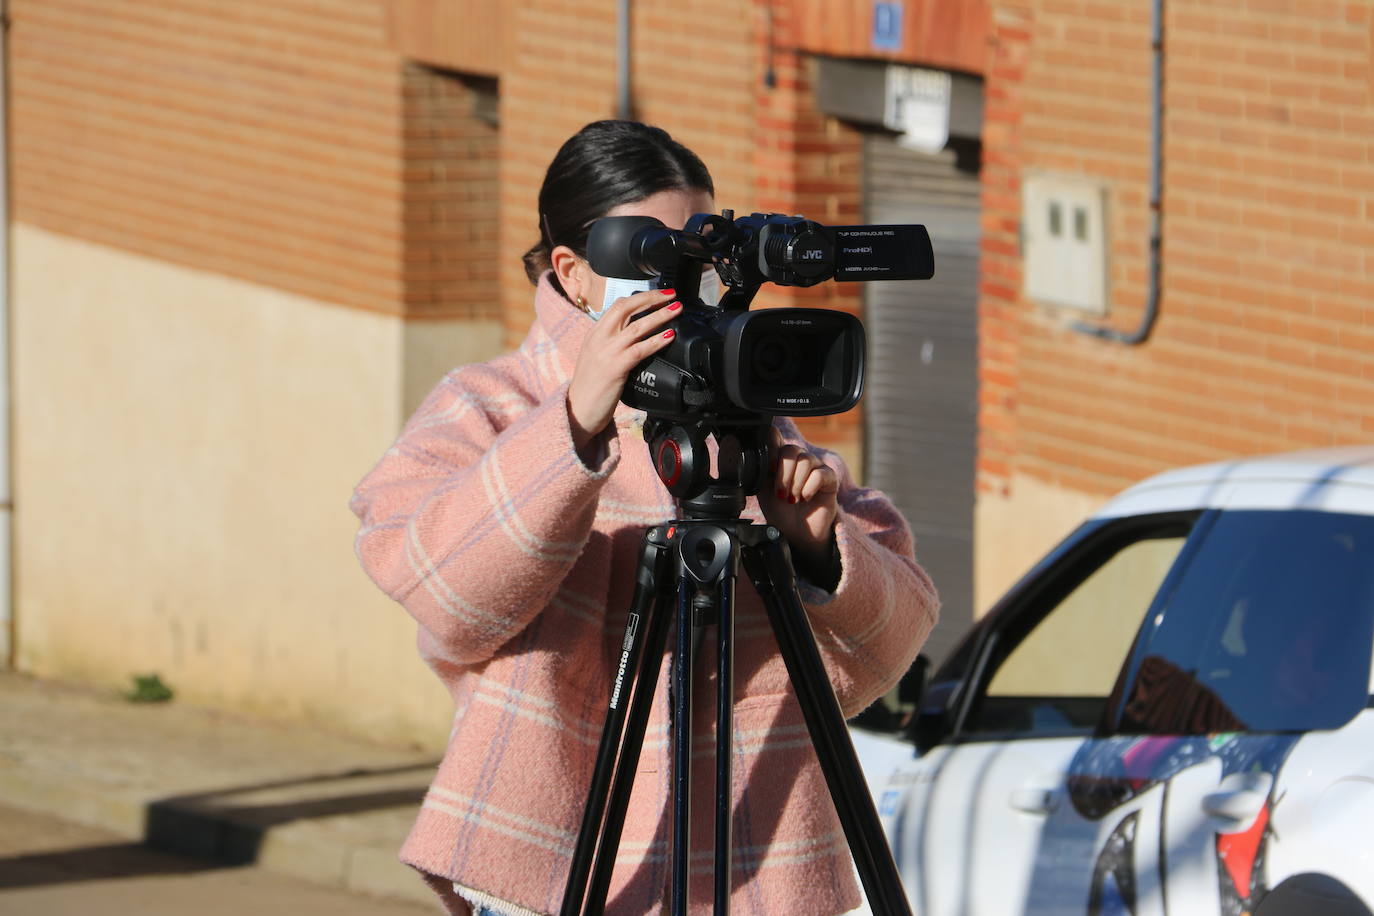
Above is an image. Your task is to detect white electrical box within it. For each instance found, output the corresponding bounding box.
[1022,176,1108,314]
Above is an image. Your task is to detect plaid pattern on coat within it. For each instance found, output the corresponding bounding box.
[350,275,939,916]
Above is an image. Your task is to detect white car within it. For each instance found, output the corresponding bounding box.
[853,446,1374,916]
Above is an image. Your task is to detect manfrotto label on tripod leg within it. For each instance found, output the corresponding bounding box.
[609,613,640,711]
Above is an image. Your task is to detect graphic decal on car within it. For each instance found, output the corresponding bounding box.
[1088,811,1139,916]
[1073,731,1298,916]
[1215,795,1273,916]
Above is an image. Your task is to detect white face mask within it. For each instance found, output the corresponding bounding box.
[591,276,654,321]
[589,269,725,321]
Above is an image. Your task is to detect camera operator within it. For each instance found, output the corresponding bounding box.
[349,120,939,916]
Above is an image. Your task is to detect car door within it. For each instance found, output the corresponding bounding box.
[884,512,1203,916]
[1105,508,1374,916]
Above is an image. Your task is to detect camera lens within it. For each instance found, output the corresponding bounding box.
[721,307,865,417]
[751,334,801,384]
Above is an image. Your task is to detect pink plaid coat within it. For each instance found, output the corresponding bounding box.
[350,275,939,915]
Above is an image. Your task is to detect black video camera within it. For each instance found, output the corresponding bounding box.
[587,210,934,422]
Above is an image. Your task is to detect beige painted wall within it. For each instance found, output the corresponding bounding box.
[973,472,1108,616]
[11,225,502,750]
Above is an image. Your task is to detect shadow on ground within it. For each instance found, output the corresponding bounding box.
[0,762,436,888]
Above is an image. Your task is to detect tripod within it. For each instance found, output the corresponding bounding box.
[559,419,913,916]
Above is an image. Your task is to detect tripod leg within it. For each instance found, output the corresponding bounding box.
[741,534,914,916]
[670,578,695,916]
[581,577,678,915]
[562,532,672,916]
[713,574,735,916]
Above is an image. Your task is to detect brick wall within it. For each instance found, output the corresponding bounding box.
[402,65,501,320]
[791,0,990,73]
[10,0,499,320]
[10,0,967,456]
[980,0,1374,504]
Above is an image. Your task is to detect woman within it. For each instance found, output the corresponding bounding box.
[350,120,938,916]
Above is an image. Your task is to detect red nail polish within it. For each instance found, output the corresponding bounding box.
[667,301,682,311]
[662,329,675,339]
[777,489,787,500]
[789,495,798,504]
[660,288,676,296]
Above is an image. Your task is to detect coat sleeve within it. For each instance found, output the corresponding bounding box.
[774,418,941,718]
[349,367,620,666]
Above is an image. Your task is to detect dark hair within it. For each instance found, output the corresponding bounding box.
[522,120,715,286]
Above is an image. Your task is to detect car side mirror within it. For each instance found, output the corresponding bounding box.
[908,675,960,754]
[897,654,930,710]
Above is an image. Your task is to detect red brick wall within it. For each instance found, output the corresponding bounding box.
[980,0,1374,502]
[402,66,501,320]
[388,0,508,78]
[791,0,990,73]
[497,0,621,336]
[10,0,499,319]
[9,0,976,455]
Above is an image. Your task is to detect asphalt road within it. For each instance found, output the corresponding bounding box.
[0,802,439,916]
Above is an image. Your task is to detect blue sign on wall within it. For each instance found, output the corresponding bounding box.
[872,1,903,52]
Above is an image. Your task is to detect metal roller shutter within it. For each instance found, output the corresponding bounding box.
[863,133,980,666]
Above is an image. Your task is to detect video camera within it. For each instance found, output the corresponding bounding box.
[588,210,934,422]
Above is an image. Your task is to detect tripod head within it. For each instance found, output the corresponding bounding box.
[643,415,771,520]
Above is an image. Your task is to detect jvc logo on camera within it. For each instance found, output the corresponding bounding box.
[637,370,657,388]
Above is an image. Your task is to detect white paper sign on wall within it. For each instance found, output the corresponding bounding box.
[884,65,952,154]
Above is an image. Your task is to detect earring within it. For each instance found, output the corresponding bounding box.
[576,295,588,312]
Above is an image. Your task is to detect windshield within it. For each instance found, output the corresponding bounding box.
[1117,510,1374,734]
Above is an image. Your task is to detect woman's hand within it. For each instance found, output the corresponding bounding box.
[758,425,840,573]
[567,288,680,461]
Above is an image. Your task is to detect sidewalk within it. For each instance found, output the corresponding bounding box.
[0,671,439,906]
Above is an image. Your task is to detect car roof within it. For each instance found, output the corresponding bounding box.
[1094,445,1374,519]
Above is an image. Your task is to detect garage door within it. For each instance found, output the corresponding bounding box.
[863,134,980,665]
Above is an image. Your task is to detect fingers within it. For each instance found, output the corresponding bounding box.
[568,287,679,433]
[798,464,838,502]
[608,289,678,346]
[625,297,682,338]
[629,322,679,362]
[772,443,837,504]
[606,287,678,328]
[586,289,680,375]
[622,296,680,364]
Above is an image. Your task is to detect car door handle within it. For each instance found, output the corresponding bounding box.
[1201,789,1267,823]
[1009,787,1060,814]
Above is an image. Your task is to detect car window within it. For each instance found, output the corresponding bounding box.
[1114,510,1374,735]
[964,527,1191,738]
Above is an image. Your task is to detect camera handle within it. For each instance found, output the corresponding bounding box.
[560,462,913,915]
